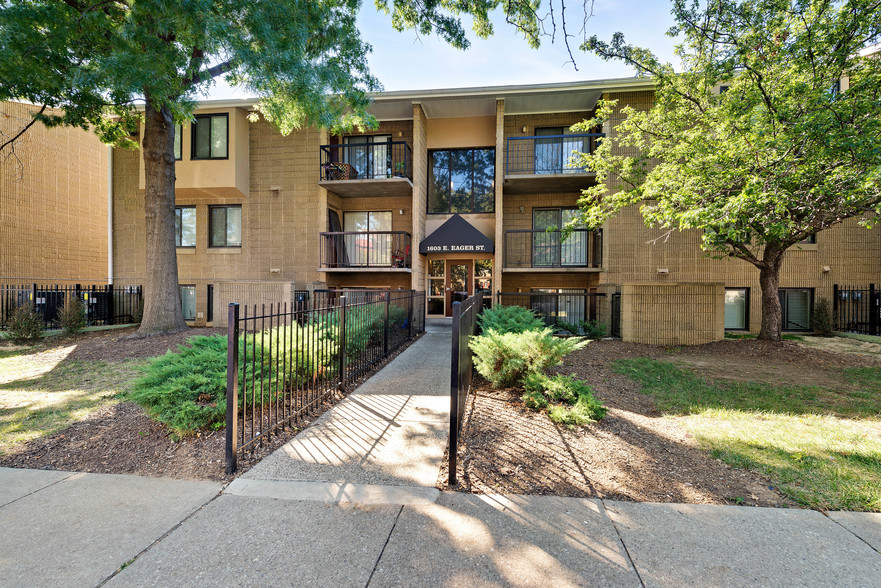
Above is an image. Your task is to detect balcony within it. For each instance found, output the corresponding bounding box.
[319,231,412,272]
[318,142,413,198]
[503,133,603,194]
[503,229,602,271]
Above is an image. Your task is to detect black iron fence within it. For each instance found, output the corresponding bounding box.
[505,133,604,175]
[225,289,426,473]
[0,283,142,329]
[319,141,412,181]
[448,290,486,486]
[833,284,881,336]
[611,291,621,338]
[319,231,412,269]
[504,229,602,269]
[496,291,605,327]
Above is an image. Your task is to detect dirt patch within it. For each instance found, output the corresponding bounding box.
[797,334,881,358]
[0,328,421,481]
[439,339,857,507]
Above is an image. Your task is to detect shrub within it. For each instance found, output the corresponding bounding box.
[477,304,544,334]
[523,372,607,427]
[6,304,44,341]
[554,321,580,336]
[470,328,587,388]
[811,297,834,337]
[579,319,607,340]
[58,295,87,334]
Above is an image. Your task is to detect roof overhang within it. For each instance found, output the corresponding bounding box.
[419,214,495,255]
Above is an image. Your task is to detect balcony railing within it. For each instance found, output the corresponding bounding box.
[504,229,602,269]
[320,142,412,181]
[505,133,604,175]
[320,231,412,269]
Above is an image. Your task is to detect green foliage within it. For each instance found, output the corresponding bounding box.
[477,304,545,334]
[811,297,834,337]
[6,305,44,342]
[578,1,881,340]
[58,295,86,334]
[470,328,587,388]
[523,372,607,427]
[555,319,607,339]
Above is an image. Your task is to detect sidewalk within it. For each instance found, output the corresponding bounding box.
[1,321,880,587]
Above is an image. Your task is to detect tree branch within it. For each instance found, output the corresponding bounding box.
[0,104,47,153]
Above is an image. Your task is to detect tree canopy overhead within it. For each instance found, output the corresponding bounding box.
[575,0,881,340]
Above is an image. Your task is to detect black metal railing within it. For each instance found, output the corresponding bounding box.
[504,229,602,269]
[505,133,603,175]
[448,289,486,486]
[833,284,881,336]
[225,289,426,473]
[496,291,605,328]
[0,282,142,329]
[319,141,412,181]
[611,291,621,338]
[319,231,412,269]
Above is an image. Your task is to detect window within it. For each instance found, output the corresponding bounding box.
[474,259,493,308]
[191,113,228,159]
[533,208,586,267]
[174,206,196,247]
[719,85,730,94]
[209,205,242,247]
[173,123,182,160]
[724,288,749,330]
[180,285,196,321]
[428,148,494,214]
[531,288,587,325]
[343,135,391,179]
[343,211,392,266]
[797,234,817,245]
[779,288,813,331]
[534,127,588,174]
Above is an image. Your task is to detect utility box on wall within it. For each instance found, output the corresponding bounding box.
[621,282,724,346]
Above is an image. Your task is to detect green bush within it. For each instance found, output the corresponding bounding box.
[389,304,409,328]
[579,319,607,340]
[58,295,87,334]
[554,321,580,335]
[477,304,544,334]
[470,328,587,388]
[6,304,44,341]
[523,372,607,427]
[811,297,834,337]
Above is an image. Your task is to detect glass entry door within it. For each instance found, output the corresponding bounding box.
[445,260,472,317]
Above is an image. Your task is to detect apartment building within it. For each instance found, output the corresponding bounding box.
[109,77,881,343]
[0,101,110,282]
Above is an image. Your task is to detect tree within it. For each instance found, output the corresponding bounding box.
[0,0,552,335]
[574,0,881,341]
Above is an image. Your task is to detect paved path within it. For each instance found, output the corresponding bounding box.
[2,321,880,587]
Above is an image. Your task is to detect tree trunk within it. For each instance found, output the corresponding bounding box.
[138,96,186,335]
[757,246,786,341]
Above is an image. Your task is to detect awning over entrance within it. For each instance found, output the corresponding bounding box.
[419,214,495,255]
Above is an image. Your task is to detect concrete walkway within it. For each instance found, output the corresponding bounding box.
[2,321,881,587]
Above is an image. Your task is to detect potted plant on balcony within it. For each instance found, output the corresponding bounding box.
[393,161,406,177]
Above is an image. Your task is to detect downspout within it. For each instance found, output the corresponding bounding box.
[107,145,113,285]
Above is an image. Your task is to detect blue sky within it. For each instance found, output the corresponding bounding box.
[209,1,679,99]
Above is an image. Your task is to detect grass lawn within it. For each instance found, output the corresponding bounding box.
[0,344,142,455]
[613,358,881,511]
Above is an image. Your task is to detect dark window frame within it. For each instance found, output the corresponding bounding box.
[208,204,242,248]
[427,147,495,214]
[174,206,196,248]
[191,113,229,160]
[779,287,814,332]
[724,287,750,331]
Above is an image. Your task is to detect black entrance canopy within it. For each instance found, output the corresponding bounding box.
[419,214,495,255]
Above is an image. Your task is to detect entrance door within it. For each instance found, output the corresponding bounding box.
[445,260,472,317]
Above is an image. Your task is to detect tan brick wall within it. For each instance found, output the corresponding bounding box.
[213,281,296,327]
[621,283,724,345]
[1,102,108,281]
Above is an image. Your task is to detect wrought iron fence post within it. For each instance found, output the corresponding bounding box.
[871,284,878,336]
[383,293,390,357]
[449,300,462,486]
[31,283,36,311]
[338,295,347,390]
[833,284,839,330]
[225,303,240,474]
[407,290,413,339]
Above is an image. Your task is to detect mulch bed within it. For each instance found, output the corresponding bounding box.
[438,338,881,507]
[0,327,421,481]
